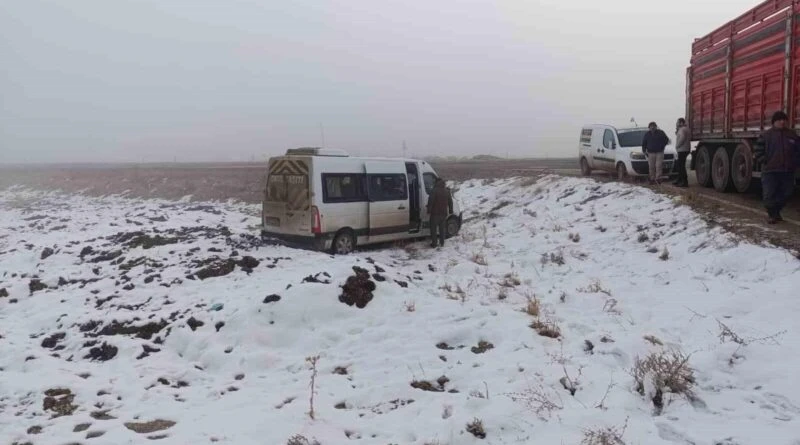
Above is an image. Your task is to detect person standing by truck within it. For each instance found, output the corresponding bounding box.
[674,118,691,187]
[754,111,799,224]
[427,178,453,248]
[642,122,670,185]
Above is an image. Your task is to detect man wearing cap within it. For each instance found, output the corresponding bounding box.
[755,111,799,224]
[641,122,670,185]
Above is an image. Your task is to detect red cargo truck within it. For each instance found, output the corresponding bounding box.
[688,0,800,192]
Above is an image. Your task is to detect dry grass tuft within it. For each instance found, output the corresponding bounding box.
[404,301,416,312]
[500,272,521,288]
[541,250,565,266]
[581,419,628,445]
[287,435,321,445]
[465,418,487,439]
[579,279,612,296]
[637,232,649,243]
[569,232,581,243]
[659,247,670,261]
[643,335,663,346]
[523,295,540,317]
[530,318,561,339]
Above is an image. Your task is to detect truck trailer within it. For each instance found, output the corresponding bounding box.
[688,0,800,192]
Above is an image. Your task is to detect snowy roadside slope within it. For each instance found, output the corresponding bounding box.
[0,176,798,445]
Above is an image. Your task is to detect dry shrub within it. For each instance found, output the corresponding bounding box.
[643,335,663,346]
[523,295,540,317]
[506,382,563,419]
[631,350,694,412]
[287,435,321,445]
[541,250,565,266]
[530,318,561,339]
[569,232,581,243]
[466,418,486,439]
[441,283,466,302]
[581,420,628,445]
[579,279,611,296]
[595,225,607,233]
[637,232,649,243]
[500,272,521,288]
[404,301,416,312]
[659,247,670,261]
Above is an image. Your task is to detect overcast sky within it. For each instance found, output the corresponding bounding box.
[1,0,758,163]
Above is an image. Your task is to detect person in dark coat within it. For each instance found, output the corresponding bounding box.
[674,118,691,187]
[642,122,670,185]
[755,111,799,224]
[427,178,453,248]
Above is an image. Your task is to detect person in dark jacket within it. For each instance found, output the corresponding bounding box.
[754,111,799,223]
[427,178,453,248]
[642,122,670,185]
[674,118,691,187]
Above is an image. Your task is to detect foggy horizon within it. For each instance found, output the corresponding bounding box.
[2,0,758,164]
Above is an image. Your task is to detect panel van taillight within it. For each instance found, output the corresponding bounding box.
[311,206,321,234]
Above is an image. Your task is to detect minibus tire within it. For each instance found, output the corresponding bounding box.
[331,230,355,255]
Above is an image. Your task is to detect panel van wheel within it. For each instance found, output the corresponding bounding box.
[331,230,355,255]
[580,158,592,176]
[711,147,734,192]
[446,217,461,238]
[616,163,628,182]
[731,143,754,193]
[695,145,713,188]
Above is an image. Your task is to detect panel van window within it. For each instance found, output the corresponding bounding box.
[580,128,592,144]
[267,175,287,202]
[603,129,615,149]
[423,173,437,194]
[285,174,310,210]
[368,174,408,201]
[617,130,648,147]
[322,174,367,203]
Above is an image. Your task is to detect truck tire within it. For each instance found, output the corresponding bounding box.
[731,143,753,193]
[711,146,734,192]
[695,145,713,188]
[580,158,592,176]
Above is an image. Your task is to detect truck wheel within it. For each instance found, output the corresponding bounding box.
[731,143,753,193]
[331,230,355,255]
[616,162,628,182]
[695,145,713,187]
[711,147,733,192]
[580,158,592,176]
[446,216,461,238]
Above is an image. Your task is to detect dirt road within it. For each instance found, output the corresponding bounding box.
[2,159,799,253]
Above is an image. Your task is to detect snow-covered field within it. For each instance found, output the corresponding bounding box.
[1,175,799,445]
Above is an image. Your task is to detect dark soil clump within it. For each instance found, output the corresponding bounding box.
[236,255,260,272]
[43,388,77,417]
[471,341,494,354]
[186,317,204,331]
[29,279,48,294]
[41,247,55,260]
[263,294,281,304]
[84,342,118,361]
[339,267,376,308]
[41,332,66,349]
[91,320,168,340]
[194,259,236,280]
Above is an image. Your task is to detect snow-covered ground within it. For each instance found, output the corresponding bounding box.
[1,175,799,445]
